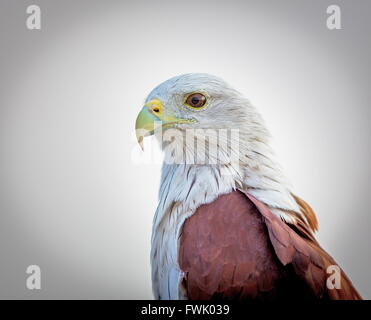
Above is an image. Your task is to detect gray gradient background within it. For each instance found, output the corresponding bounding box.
[0,0,370,299]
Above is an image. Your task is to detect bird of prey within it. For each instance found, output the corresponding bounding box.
[135,73,361,300]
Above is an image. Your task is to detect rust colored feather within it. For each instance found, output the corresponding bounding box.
[293,194,319,232]
[179,190,362,300]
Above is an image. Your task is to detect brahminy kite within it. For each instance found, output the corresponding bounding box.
[135,73,361,300]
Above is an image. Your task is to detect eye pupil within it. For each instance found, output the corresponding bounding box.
[186,93,207,108]
[191,97,200,105]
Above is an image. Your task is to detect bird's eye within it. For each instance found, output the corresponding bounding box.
[185,93,207,109]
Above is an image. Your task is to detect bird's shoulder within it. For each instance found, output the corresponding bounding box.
[178,190,361,300]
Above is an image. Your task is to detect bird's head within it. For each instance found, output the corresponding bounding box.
[135,73,267,165]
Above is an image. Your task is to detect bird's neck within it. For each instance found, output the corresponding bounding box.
[159,163,237,212]
[155,128,302,227]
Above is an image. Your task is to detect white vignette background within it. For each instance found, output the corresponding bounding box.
[0,0,370,299]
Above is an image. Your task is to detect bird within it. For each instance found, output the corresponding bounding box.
[135,73,361,300]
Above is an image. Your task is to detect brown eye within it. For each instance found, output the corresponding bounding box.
[185,93,207,109]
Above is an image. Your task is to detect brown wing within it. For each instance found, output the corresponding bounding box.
[178,190,361,300]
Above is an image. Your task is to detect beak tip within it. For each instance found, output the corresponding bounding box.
[137,135,144,151]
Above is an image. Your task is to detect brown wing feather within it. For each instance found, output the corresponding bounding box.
[293,194,319,232]
[179,190,362,300]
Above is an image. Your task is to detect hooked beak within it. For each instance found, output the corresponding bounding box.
[135,99,194,150]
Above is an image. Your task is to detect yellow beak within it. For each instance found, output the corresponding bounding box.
[135,99,194,150]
